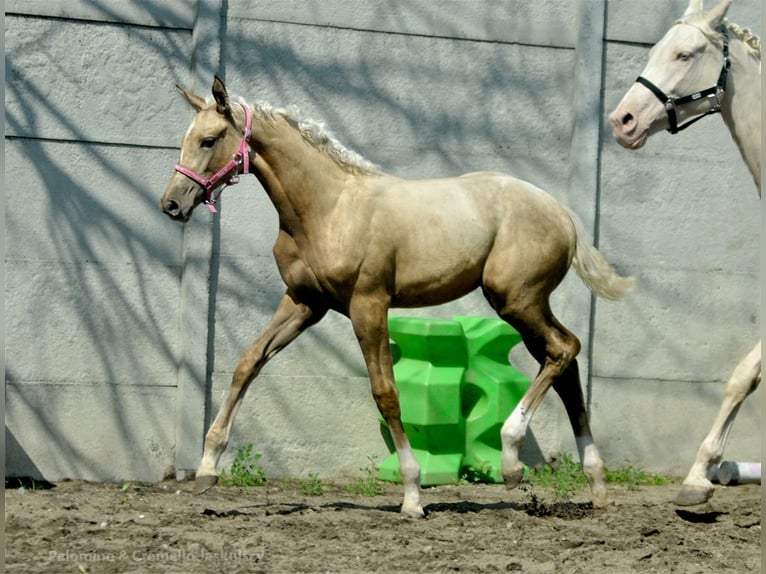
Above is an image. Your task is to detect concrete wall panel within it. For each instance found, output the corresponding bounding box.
[5,0,761,483]
[5,16,193,146]
[591,377,761,475]
[6,383,177,482]
[222,19,575,190]
[230,0,578,46]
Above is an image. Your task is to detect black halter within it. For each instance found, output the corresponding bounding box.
[635,26,730,134]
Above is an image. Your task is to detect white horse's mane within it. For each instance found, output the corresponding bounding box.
[724,19,761,59]
[239,97,381,176]
[681,16,762,60]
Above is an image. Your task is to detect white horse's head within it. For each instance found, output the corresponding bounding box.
[609,0,732,149]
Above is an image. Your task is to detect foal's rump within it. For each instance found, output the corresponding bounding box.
[377,170,632,305]
[429,170,634,301]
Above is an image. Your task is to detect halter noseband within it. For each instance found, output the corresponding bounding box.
[635,25,730,134]
[174,103,253,213]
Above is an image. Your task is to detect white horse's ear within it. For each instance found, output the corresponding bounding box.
[175,85,207,113]
[683,0,704,17]
[212,75,231,116]
[704,0,732,27]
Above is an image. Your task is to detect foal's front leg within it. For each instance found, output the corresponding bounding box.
[349,295,423,517]
[194,292,327,494]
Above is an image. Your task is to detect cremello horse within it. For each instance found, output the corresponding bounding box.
[161,77,633,516]
[609,0,760,506]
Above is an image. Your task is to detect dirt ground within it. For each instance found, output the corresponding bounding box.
[5,477,761,574]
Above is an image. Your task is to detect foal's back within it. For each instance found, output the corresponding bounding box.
[348,170,576,308]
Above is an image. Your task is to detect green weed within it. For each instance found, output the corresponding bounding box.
[459,459,496,483]
[299,473,325,496]
[347,457,385,496]
[524,453,673,501]
[525,453,588,502]
[219,444,266,491]
[606,464,671,489]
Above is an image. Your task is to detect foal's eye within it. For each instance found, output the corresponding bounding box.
[201,137,217,149]
[676,51,692,62]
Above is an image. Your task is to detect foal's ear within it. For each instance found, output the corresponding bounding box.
[704,0,732,28]
[683,0,703,17]
[212,75,231,116]
[175,85,207,113]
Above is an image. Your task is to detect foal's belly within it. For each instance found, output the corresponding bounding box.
[389,255,485,308]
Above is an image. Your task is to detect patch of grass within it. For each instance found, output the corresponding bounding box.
[459,459,496,484]
[606,465,671,489]
[524,453,673,501]
[525,453,588,502]
[347,457,385,497]
[299,473,325,496]
[219,444,266,491]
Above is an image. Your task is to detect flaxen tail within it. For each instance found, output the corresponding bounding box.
[566,207,635,300]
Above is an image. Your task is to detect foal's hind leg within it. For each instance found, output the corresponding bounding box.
[495,300,607,505]
[675,341,761,506]
[496,304,582,488]
[194,292,327,494]
[552,361,608,506]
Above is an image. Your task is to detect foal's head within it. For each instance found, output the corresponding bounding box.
[160,77,249,221]
[609,0,732,149]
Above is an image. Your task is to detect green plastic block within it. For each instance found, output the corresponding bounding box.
[379,317,467,485]
[454,316,529,483]
[378,316,530,485]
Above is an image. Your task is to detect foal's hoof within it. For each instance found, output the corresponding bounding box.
[591,486,610,508]
[674,484,713,507]
[503,467,525,490]
[400,504,425,519]
[194,475,219,495]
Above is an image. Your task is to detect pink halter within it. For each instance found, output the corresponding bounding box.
[174,103,253,213]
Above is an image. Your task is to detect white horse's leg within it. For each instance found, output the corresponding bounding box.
[675,341,761,506]
[195,292,326,494]
[349,295,423,518]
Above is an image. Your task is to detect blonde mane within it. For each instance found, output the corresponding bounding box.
[680,16,762,60]
[244,98,381,176]
[724,19,761,60]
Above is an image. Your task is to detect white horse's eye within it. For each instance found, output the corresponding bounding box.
[676,51,693,62]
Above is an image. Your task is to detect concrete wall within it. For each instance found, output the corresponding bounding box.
[5,0,760,483]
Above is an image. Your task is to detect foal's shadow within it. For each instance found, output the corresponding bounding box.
[201,498,596,520]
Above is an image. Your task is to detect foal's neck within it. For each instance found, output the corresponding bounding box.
[250,111,351,226]
[722,40,761,194]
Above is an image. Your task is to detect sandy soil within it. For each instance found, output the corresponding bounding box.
[5,477,761,573]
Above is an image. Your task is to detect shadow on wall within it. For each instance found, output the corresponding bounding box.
[5,7,203,480]
[5,426,44,481]
[9,0,742,482]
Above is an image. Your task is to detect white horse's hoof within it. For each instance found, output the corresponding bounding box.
[675,484,714,506]
[194,474,219,495]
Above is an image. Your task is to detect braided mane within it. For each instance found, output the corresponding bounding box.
[724,19,761,60]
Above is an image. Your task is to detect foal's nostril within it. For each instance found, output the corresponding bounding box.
[621,113,634,126]
[163,199,180,215]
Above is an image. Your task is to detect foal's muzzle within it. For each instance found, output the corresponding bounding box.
[161,198,186,221]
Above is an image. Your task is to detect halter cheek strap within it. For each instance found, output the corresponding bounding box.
[174,103,253,213]
[635,26,730,134]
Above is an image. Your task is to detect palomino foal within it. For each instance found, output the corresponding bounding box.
[161,77,634,516]
[609,0,760,506]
